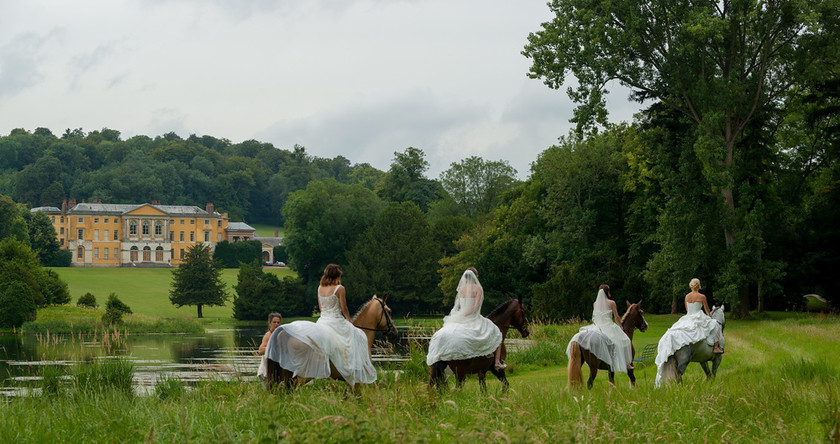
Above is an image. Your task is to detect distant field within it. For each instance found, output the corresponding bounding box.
[246,223,284,238]
[48,267,296,320]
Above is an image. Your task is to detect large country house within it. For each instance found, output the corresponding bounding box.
[32,200,237,267]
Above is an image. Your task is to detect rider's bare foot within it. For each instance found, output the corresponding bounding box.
[713,345,724,354]
[627,363,634,371]
[495,362,507,370]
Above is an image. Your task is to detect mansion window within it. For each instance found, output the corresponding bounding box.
[190,232,195,242]
[104,248,109,259]
[143,246,151,262]
[155,246,163,261]
[104,218,109,224]
[77,229,84,240]
[218,233,222,241]
[204,219,210,225]
[180,231,184,241]
[142,220,150,235]
[170,231,174,241]
[190,220,195,225]
[114,230,119,240]
[94,248,99,259]
[114,248,118,259]
[104,230,109,240]
[76,246,84,262]
[60,227,64,235]
[129,221,137,236]
[60,216,64,223]
[204,231,210,242]
[180,248,185,259]
[218,220,221,227]
[94,230,99,241]
[155,221,163,236]
[78,217,84,223]
[94,218,99,224]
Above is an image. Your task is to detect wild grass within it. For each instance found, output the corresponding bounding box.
[1,312,838,442]
[47,267,296,319]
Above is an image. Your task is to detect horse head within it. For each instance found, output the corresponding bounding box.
[624,300,649,333]
[353,295,399,341]
[511,295,530,338]
[375,294,399,340]
[711,305,725,329]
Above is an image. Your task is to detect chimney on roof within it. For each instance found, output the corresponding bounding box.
[69,198,77,208]
[151,200,159,205]
[61,199,68,213]
[206,203,215,214]
[81,199,85,203]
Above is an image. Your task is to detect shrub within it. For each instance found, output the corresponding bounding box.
[101,307,123,325]
[39,269,71,305]
[155,375,185,401]
[77,293,97,308]
[0,280,38,328]
[40,365,65,397]
[233,261,306,319]
[45,249,72,267]
[105,293,132,314]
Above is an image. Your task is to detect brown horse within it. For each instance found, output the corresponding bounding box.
[429,296,530,392]
[265,295,398,391]
[567,301,648,390]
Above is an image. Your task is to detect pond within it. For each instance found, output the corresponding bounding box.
[0,325,413,397]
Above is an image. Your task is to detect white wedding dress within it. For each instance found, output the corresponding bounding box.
[265,285,376,386]
[654,301,723,385]
[565,289,633,373]
[426,270,503,365]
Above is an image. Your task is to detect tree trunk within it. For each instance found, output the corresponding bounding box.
[720,185,751,318]
[197,304,203,318]
[757,280,764,313]
[671,293,679,315]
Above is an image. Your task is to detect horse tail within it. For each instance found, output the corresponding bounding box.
[568,341,583,390]
[656,356,677,388]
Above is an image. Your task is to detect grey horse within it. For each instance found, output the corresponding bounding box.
[656,305,725,386]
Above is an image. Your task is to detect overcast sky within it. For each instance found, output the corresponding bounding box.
[0,0,640,179]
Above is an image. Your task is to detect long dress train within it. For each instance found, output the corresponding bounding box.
[654,301,723,386]
[565,290,633,373]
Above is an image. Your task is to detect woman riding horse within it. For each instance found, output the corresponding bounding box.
[265,264,377,387]
[426,268,505,370]
[655,278,724,387]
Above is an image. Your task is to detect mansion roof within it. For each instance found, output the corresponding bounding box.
[36,202,222,217]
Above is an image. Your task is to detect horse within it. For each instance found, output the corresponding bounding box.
[567,301,648,390]
[656,305,725,386]
[265,295,398,391]
[428,296,530,392]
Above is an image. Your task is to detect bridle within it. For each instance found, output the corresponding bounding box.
[353,297,396,334]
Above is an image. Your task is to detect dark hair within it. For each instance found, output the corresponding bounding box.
[467,267,478,277]
[599,284,610,297]
[320,264,343,286]
[267,312,282,326]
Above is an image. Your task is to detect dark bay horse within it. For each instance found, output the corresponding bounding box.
[656,305,725,386]
[567,301,648,390]
[429,296,530,392]
[265,295,398,391]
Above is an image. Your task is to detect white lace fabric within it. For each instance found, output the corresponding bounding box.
[654,301,724,386]
[426,270,503,365]
[265,285,376,386]
[565,289,633,373]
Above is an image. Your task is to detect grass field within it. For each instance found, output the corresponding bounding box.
[247,223,284,238]
[48,267,297,320]
[2,312,838,442]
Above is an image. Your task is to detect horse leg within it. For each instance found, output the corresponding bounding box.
[587,364,598,390]
[608,370,615,387]
[491,367,509,390]
[711,355,722,377]
[699,361,712,379]
[429,362,448,390]
[454,364,468,390]
[628,367,636,388]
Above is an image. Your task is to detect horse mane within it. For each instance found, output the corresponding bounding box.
[487,299,515,318]
[351,298,376,322]
[620,302,637,324]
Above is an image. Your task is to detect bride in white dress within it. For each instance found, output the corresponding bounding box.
[426,268,505,369]
[655,278,723,386]
[266,264,376,386]
[566,285,633,373]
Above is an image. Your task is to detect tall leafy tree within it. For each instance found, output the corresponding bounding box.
[169,244,229,318]
[344,202,441,315]
[377,147,445,212]
[282,179,383,291]
[439,156,519,217]
[24,210,61,266]
[523,0,829,315]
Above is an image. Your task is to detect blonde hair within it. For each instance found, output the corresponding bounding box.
[689,278,701,291]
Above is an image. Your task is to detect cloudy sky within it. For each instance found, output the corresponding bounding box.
[0,0,640,179]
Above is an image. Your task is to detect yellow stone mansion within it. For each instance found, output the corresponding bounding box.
[34,200,230,267]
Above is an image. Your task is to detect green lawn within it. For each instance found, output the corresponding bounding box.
[246,223,284,238]
[49,267,297,320]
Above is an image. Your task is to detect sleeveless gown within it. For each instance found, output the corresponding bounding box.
[426,297,503,365]
[565,308,633,373]
[654,301,722,383]
[265,285,376,386]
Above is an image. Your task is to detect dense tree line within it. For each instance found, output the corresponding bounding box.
[3,1,837,319]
